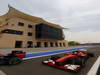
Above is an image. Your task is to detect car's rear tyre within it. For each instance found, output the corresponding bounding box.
[80,58,86,67]
[74,57,86,67]
[8,57,22,65]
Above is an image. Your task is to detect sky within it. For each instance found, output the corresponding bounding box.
[0,0,100,43]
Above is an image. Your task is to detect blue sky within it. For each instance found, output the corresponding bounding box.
[0,0,100,43]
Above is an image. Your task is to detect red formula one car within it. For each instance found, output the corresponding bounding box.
[0,51,26,65]
[42,50,94,72]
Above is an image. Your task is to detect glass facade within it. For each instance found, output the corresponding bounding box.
[36,23,64,40]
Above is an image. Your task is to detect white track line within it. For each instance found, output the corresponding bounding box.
[87,56,100,75]
[0,70,6,75]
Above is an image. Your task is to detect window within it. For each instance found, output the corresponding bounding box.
[37,42,41,47]
[28,32,32,36]
[55,42,58,47]
[28,25,32,28]
[15,41,22,48]
[27,41,33,48]
[59,43,62,47]
[50,42,53,47]
[18,22,24,26]
[63,43,65,47]
[1,29,23,35]
[44,42,48,47]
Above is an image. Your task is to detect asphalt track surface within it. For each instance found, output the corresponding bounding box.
[0,46,100,75]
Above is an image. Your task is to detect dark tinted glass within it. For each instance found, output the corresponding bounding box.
[18,22,24,26]
[28,32,32,36]
[36,23,64,40]
[1,29,23,35]
[28,25,32,28]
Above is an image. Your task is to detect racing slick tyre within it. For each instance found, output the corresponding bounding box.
[79,58,86,67]
[8,57,22,65]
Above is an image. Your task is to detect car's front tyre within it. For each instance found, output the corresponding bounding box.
[8,57,22,65]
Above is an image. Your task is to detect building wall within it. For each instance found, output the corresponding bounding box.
[0,17,68,48]
[8,17,36,38]
[36,40,68,48]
